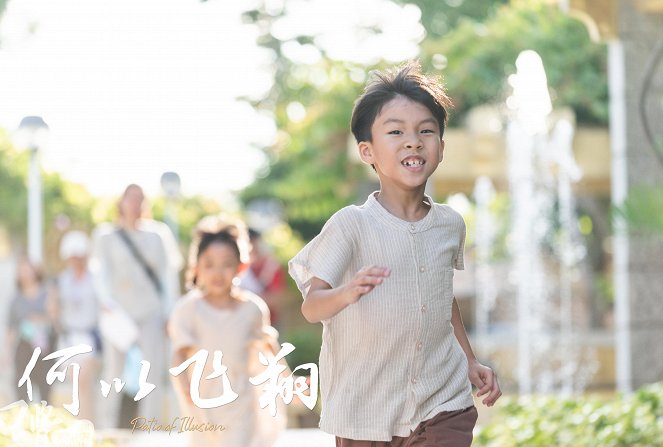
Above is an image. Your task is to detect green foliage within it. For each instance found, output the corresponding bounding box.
[239,58,371,240]
[613,186,663,237]
[396,0,508,39]
[151,194,223,253]
[261,222,307,266]
[239,1,399,239]
[0,132,96,270]
[595,271,615,306]
[238,0,609,242]
[280,325,322,376]
[0,0,8,22]
[42,172,96,232]
[0,133,27,235]
[475,382,663,447]
[420,0,608,126]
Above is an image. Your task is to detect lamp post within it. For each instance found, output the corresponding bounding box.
[17,116,49,265]
[160,171,181,241]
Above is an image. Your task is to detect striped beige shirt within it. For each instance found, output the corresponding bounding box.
[289,192,474,441]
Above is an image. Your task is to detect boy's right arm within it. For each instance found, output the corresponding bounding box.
[301,265,390,323]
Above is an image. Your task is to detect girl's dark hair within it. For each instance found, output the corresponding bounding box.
[350,60,452,143]
[186,215,249,289]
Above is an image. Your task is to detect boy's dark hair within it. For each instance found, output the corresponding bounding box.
[350,60,452,144]
[186,215,249,288]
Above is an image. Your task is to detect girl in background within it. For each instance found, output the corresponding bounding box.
[168,215,284,447]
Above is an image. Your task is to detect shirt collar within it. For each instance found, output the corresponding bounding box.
[364,191,435,233]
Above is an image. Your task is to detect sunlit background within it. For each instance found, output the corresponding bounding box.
[0,0,422,198]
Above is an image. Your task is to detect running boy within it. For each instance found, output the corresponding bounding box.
[289,61,501,447]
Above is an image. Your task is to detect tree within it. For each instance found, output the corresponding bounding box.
[238,2,383,240]
[0,0,8,22]
[0,131,27,236]
[237,0,608,242]
[394,0,508,39]
[239,59,370,240]
[418,0,608,126]
[0,130,97,272]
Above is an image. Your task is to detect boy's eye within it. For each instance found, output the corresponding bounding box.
[388,130,402,135]
[421,129,435,134]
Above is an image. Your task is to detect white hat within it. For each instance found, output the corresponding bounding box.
[59,230,90,260]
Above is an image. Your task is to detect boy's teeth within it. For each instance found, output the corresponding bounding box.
[402,159,424,167]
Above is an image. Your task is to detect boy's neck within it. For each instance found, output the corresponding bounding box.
[375,187,430,222]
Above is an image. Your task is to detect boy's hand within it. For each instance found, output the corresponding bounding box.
[343,265,390,304]
[468,359,502,407]
[303,267,390,323]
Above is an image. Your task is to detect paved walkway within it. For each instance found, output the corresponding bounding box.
[103,428,335,447]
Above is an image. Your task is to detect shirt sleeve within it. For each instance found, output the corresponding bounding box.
[288,208,354,298]
[167,298,197,351]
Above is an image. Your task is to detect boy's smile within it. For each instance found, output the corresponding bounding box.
[358,95,444,192]
[401,155,426,169]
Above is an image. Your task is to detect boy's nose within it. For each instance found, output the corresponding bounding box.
[404,137,423,149]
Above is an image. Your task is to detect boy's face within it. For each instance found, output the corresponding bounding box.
[358,95,444,192]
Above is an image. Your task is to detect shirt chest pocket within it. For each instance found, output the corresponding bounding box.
[425,266,454,321]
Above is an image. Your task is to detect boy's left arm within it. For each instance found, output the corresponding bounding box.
[450,297,502,407]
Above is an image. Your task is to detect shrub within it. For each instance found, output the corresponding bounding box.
[475,382,663,447]
[0,402,116,446]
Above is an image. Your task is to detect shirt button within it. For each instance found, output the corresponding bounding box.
[411,377,418,384]
[421,304,427,312]
[416,342,423,350]
[409,224,415,231]
[419,266,425,272]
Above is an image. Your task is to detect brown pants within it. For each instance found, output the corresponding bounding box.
[335,406,478,447]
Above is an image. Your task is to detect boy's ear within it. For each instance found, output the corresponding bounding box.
[357,141,374,165]
[439,139,445,163]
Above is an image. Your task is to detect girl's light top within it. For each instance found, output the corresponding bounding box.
[168,288,278,447]
[289,192,474,441]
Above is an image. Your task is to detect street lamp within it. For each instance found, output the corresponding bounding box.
[16,116,49,265]
[160,171,181,240]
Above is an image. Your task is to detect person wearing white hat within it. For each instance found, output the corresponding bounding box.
[52,229,100,424]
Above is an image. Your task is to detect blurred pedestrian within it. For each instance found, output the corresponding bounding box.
[238,228,287,329]
[139,215,184,317]
[90,184,168,428]
[6,257,55,404]
[51,230,100,422]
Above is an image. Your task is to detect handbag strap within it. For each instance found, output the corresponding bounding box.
[116,228,163,296]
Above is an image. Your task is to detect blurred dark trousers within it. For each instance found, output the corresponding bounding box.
[335,406,478,447]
